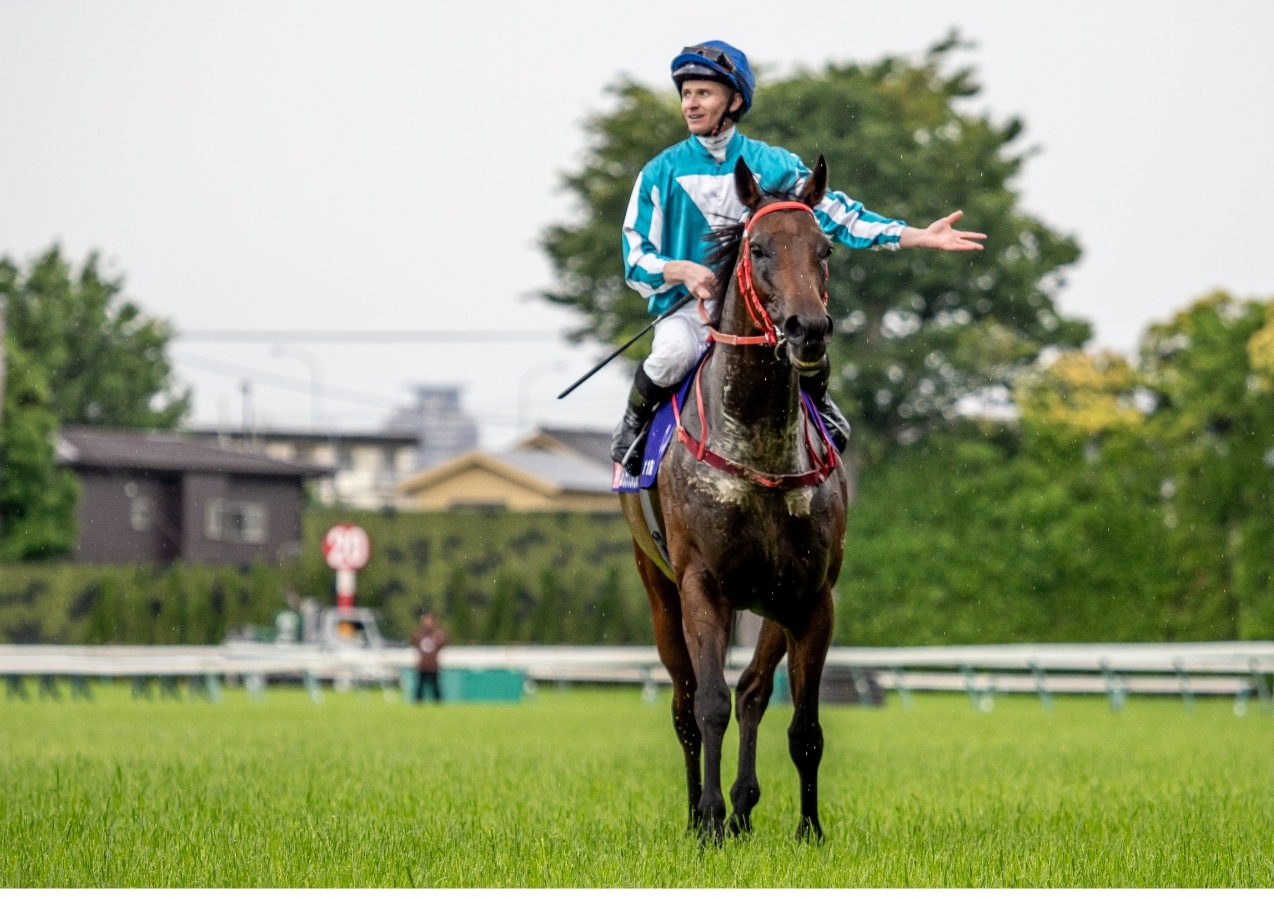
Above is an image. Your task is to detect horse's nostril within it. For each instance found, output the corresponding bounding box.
[784,315,805,340]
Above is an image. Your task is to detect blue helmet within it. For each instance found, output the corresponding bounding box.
[671,41,755,117]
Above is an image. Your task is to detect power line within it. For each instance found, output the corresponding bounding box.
[173,352,540,427]
[176,329,563,343]
[174,352,403,409]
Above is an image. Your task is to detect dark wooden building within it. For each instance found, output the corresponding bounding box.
[56,428,330,565]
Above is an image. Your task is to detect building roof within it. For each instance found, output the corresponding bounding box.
[186,426,419,446]
[398,447,614,498]
[57,428,332,477]
[498,449,614,493]
[515,427,613,468]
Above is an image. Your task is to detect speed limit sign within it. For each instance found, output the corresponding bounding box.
[322,524,370,607]
[323,523,371,571]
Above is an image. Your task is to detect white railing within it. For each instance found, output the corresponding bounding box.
[1,641,1270,710]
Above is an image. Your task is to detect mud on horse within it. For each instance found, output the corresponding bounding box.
[620,154,848,843]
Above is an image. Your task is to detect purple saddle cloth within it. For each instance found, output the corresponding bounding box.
[611,358,701,494]
[612,351,837,494]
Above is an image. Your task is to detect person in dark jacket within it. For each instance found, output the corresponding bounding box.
[410,612,447,703]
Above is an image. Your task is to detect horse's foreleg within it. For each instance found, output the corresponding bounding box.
[633,547,702,830]
[727,618,787,836]
[787,587,834,842]
[679,567,733,845]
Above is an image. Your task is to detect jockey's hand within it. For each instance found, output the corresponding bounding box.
[900,211,986,251]
[664,260,718,300]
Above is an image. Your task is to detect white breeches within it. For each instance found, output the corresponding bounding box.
[642,299,718,388]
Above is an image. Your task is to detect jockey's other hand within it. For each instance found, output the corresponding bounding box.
[900,210,986,252]
[665,260,718,300]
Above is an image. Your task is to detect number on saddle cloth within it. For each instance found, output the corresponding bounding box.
[611,354,706,494]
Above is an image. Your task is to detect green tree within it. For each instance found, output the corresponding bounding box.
[542,35,1088,456]
[1137,291,1274,638]
[0,340,79,559]
[0,246,189,559]
[0,245,188,427]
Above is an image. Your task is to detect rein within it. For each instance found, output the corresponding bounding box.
[674,199,840,490]
[699,200,829,349]
[672,348,839,491]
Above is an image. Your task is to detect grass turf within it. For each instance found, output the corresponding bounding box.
[1,683,1271,887]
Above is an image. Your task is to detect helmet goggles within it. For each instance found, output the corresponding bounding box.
[670,41,755,115]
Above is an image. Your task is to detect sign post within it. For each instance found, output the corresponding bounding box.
[322,523,371,608]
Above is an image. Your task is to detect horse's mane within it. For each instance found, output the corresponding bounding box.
[702,190,805,313]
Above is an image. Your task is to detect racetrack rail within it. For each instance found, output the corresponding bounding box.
[1,641,1270,700]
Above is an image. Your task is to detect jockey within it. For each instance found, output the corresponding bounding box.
[612,41,984,473]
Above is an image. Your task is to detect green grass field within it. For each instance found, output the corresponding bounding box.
[1,683,1271,887]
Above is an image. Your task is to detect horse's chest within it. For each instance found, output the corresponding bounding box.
[680,461,822,519]
[674,465,836,597]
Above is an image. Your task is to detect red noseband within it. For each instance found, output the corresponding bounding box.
[700,201,829,348]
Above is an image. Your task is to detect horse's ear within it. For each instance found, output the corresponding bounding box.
[734,157,763,212]
[798,155,828,208]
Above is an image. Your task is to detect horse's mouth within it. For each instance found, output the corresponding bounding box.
[787,346,827,373]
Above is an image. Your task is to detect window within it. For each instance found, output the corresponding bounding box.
[205,500,268,544]
[129,496,153,532]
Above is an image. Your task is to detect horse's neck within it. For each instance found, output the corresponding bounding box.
[702,282,804,471]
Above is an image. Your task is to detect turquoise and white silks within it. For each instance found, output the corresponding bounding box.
[623,127,907,387]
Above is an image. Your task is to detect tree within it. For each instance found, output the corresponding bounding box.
[0,245,188,428]
[833,291,1274,645]
[0,245,189,559]
[542,35,1088,456]
[1136,291,1274,638]
[0,339,79,559]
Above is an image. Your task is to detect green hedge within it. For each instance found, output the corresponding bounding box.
[3,464,1269,647]
[292,509,651,645]
[0,510,651,645]
[835,432,1273,645]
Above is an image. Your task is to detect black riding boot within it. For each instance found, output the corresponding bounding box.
[611,365,674,476]
[800,356,851,454]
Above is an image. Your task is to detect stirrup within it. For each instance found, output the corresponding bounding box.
[619,421,652,477]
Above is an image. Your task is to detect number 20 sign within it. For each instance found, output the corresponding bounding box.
[322,523,371,572]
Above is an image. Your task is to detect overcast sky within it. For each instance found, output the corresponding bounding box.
[2,1,1271,448]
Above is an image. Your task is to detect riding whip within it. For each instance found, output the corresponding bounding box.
[555,294,695,399]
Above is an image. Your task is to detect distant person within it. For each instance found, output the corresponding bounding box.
[410,612,447,703]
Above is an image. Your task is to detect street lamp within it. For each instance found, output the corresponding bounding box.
[272,345,324,429]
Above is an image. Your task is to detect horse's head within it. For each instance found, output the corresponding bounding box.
[731,156,834,373]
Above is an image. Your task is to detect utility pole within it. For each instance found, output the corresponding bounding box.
[240,379,254,450]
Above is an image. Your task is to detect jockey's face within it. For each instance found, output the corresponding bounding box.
[680,80,742,135]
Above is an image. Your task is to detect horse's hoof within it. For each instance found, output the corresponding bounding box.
[685,805,705,836]
[795,818,825,844]
[698,817,726,848]
[727,811,752,837]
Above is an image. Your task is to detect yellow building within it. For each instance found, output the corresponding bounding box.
[397,428,619,513]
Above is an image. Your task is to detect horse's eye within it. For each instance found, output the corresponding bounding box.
[750,243,765,258]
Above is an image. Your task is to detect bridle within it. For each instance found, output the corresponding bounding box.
[698,200,830,359]
[676,199,839,490]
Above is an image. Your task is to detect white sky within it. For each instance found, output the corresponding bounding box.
[2,1,1271,448]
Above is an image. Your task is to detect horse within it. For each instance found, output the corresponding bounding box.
[620,154,849,843]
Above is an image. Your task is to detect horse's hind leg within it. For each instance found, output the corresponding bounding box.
[787,587,834,842]
[728,618,787,836]
[633,547,702,831]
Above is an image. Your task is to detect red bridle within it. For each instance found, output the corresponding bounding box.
[699,200,830,348]
[673,200,840,490]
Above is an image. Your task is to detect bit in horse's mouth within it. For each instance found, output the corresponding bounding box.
[788,353,825,373]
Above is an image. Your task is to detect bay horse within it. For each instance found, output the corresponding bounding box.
[620,155,848,843]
